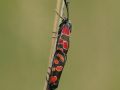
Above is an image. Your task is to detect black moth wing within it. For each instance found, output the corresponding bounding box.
[47,19,72,90]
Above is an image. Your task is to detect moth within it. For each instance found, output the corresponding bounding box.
[46,0,72,90]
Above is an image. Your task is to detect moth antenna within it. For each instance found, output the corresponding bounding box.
[64,0,70,19]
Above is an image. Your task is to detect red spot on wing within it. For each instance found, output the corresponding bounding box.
[54,59,59,64]
[59,39,63,44]
[62,26,70,36]
[63,41,68,49]
[57,54,64,62]
[50,76,57,83]
[56,66,63,72]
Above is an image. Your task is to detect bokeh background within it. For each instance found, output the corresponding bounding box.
[0,0,120,90]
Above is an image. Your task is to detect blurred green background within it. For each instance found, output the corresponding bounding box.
[0,0,120,90]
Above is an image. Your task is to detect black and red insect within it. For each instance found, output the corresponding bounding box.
[46,0,72,90]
